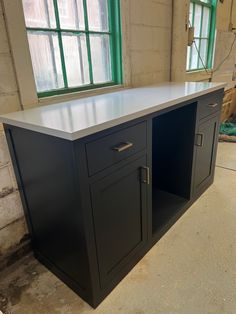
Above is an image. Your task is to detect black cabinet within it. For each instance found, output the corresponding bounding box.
[3,89,224,308]
[193,113,220,195]
[90,156,148,288]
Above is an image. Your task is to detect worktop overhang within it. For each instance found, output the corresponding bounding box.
[0,82,226,140]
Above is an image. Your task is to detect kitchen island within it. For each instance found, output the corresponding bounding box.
[0,82,225,307]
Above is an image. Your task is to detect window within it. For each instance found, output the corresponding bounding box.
[22,0,122,97]
[187,0,216,71]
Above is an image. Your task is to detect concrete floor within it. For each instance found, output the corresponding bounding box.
[0,142,236,314]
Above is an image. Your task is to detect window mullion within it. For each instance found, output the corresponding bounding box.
[107,0,115,82]
[83,0,94,84]
[198,5,204,68]
[26,27,111,36]
[43,0,59,88]
[207,2,215,68]
[189,2,195,70]
[53,0,68,88]
[191,0,211,8]
[73,0,85,84]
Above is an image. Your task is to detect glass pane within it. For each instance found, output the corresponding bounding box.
[190,39,200,70]
[202,7,210,38]
[87,0,109,31]
[28,31,64,92]
[90,34,112,83]
[189,2,193,26]
[62,34,90,87]
[22,0,56,28]
[193,4,202,38]
[186,46,191,70]
[58,0,85,30]
[199,39,208,67]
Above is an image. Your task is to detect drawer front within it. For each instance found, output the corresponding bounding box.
[197,90,224,120]
[86,122,147,176]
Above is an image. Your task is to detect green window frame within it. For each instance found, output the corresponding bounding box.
[187,0,217,71]
[23,0,123,98]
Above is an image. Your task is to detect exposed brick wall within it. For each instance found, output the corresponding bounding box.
[0,0,27,259]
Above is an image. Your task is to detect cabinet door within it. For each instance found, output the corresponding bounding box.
[90,156,148,288]
[193,114,219,194]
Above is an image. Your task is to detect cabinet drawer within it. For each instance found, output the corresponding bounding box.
[86,122,147,176]
[197,91,223,120]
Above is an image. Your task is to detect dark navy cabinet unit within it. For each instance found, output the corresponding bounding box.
[4,89,224,308]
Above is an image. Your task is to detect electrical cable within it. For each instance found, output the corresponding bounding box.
[193,40,211,74]
[188,19,236,76]
[212,32,236,73]
[188,20,210,74]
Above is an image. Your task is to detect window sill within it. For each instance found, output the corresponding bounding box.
[186,69,212,82]
[38,84,127,107]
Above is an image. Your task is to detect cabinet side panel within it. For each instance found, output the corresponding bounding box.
[4,126,90,293]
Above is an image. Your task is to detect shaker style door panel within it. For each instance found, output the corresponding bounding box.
[194,115,219,193]
[90,156,148,288]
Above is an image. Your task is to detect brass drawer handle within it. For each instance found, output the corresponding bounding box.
[112,142,133,152]
[208,103,218,108]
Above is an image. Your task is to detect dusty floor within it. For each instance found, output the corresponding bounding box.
[0,142,236,314]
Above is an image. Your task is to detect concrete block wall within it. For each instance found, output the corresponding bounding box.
[129,0,172,86]
[0,0,27,261]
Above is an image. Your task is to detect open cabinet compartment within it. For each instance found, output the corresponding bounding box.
[152,103,197,235]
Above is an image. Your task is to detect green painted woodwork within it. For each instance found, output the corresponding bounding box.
[187,0,216,71]
[25,0,123,98]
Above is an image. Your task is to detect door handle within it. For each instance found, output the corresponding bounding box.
[208,103,218,108]
[141,166,150,185]
[195,133,204,147]
[112,142,133,152]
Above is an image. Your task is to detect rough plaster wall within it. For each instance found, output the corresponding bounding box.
[129,0,172,86]
[0,1,27,258]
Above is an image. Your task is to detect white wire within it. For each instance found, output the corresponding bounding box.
[212,33,236,73]
[192,40,210,74]
[188,18,236,76]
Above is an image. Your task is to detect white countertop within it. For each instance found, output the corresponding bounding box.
[0,82,226,140]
